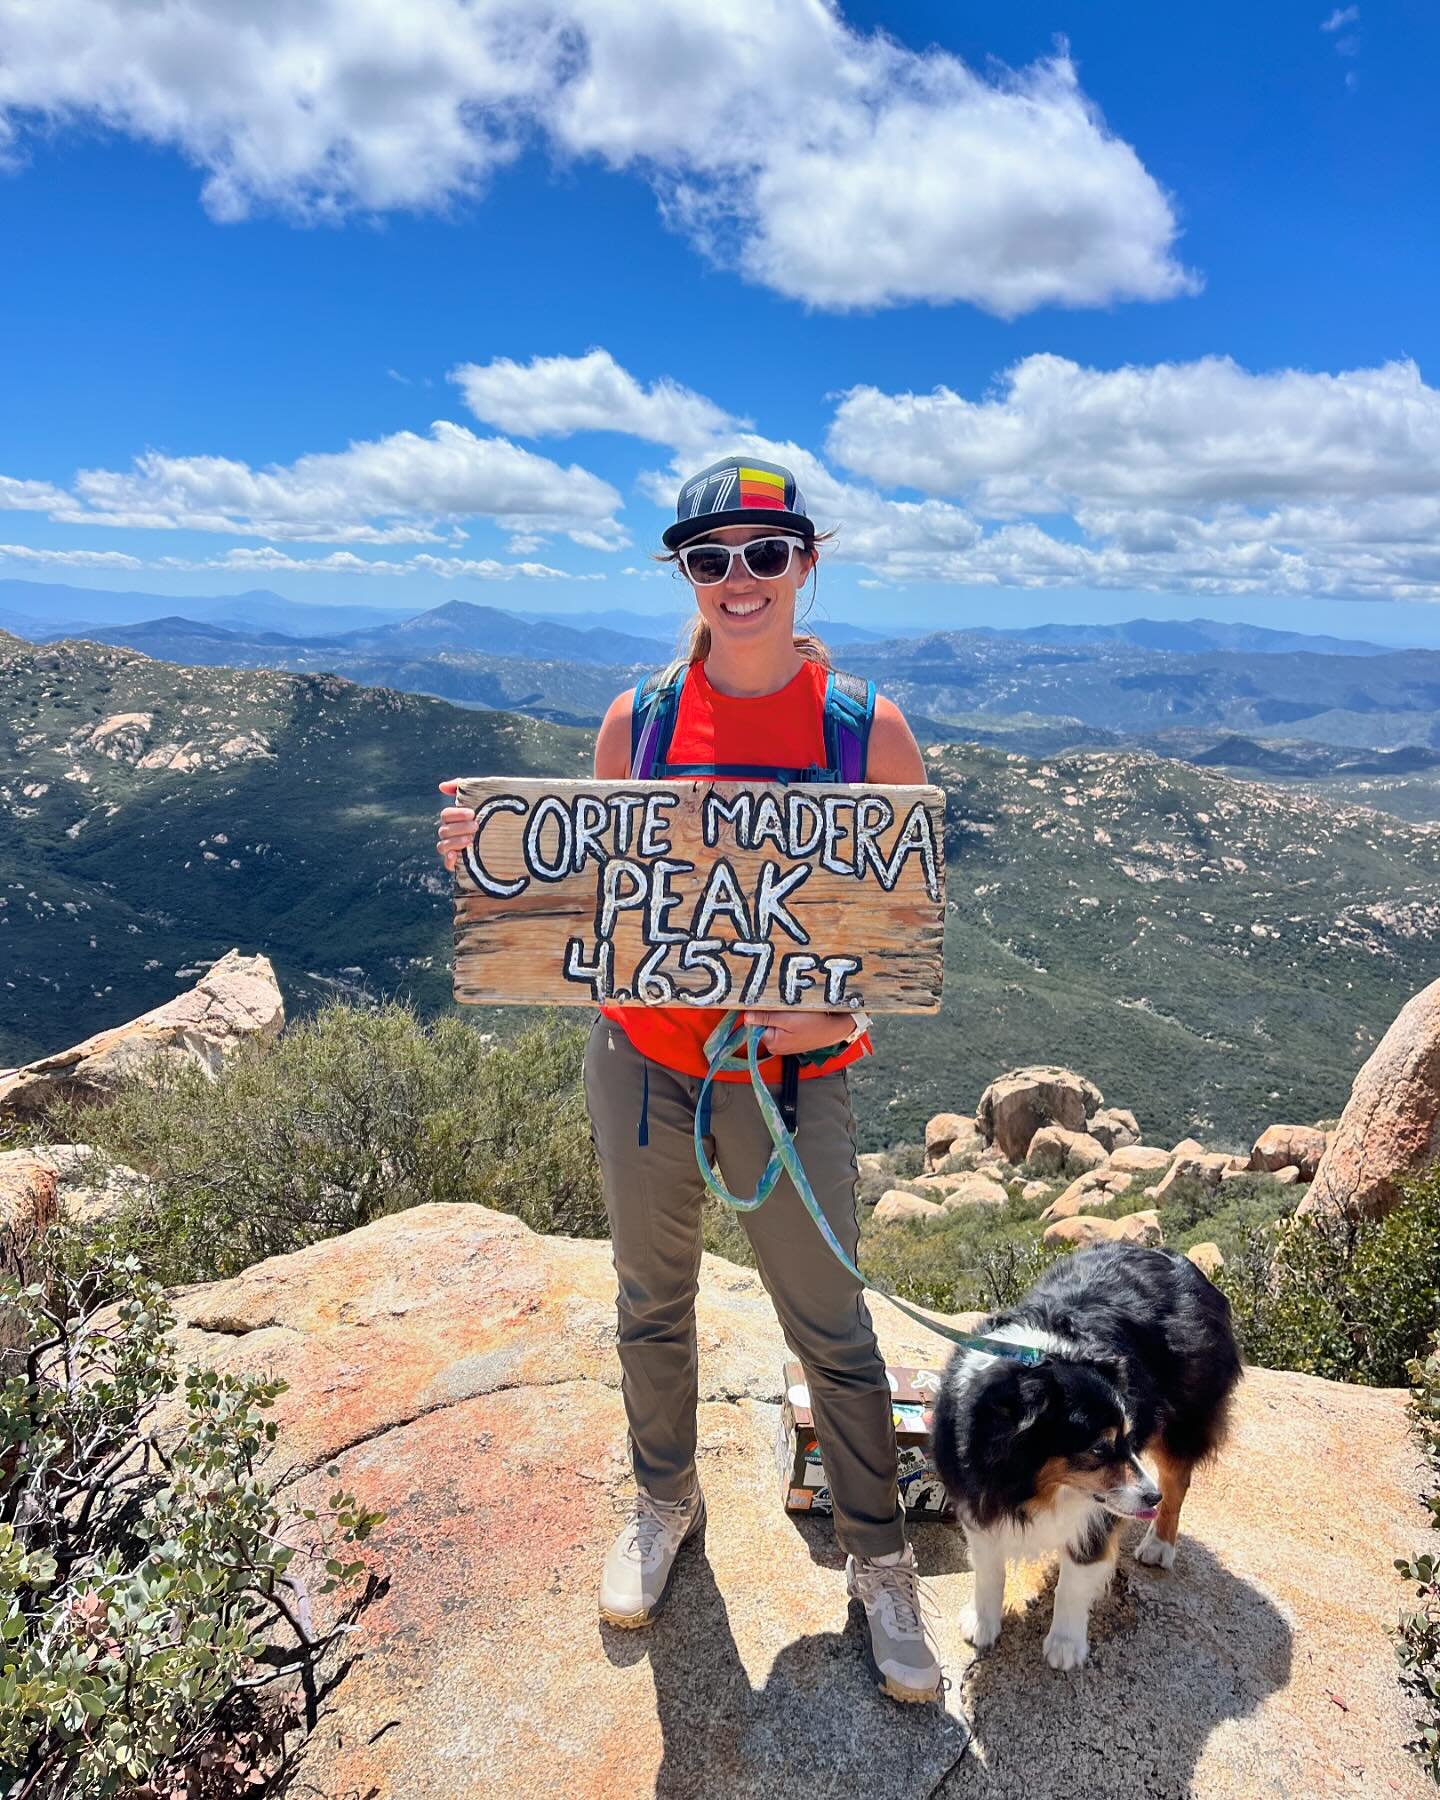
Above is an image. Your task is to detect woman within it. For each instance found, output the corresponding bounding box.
[437,456,943,1704]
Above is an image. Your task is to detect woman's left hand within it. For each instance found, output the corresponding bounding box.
[744,1009,861,1059]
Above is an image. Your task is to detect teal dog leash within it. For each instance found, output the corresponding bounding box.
[693,1011,1046,1367]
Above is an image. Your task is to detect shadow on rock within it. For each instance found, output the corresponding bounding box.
[784,1510,974,1579]
[601,1545,971,1800]
[945,1539,1294,1800]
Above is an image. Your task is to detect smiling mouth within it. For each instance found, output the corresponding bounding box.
[719,595,770,618]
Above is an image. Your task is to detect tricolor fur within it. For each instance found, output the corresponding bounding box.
[929,1244,1242,1670]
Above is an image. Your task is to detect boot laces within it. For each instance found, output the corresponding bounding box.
[621,1489,694,1570]
[854,1555,941,1641]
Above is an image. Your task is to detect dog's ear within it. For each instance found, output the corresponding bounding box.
[979,1361,1057,1439]
[962,1362,1062,1522]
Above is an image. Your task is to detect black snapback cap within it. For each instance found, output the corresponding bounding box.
[661,456,814,550]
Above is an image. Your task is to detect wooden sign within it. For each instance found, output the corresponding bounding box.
[450,778,945,1013]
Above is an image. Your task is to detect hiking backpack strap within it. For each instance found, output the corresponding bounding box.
[820,668,876,784]
[628,669,683,779]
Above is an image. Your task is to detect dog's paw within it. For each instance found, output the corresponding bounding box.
[1043,1624,1090,1671]
[960,1603,1002,1650]
[1135,1525,1176,1570]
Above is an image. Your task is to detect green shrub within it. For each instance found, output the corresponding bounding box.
[1219,1170,1440,1387]
[1149,1171,1301,1262]
[1395,1330,1440,1784]
[1412,1337,1440,1471]
[704,1185,1066,1317]
[0,1234,382,1797]
[855,1203,1067,1314]
[31,1001,603,1285]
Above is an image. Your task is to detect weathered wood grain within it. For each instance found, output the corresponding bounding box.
[450,777,946,1013]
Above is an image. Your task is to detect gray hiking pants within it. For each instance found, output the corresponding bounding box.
[583,1015,905,1559]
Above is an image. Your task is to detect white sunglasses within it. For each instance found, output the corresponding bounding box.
[676,534,807,586]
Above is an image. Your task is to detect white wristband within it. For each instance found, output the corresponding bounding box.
[844,1009,872,1046]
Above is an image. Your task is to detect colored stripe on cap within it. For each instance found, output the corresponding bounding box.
[739,466,787,509]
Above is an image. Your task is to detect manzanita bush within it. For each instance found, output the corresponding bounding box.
[0,1237,383,1798]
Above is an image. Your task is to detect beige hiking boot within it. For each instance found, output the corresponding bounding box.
[599,1485,706,1628]
[846,1542,944,1703]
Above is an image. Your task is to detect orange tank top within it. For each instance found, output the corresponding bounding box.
[598,657,873,1083]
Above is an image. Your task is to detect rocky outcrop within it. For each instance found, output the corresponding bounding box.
[924,1113,979,1169]
[1025,1124,1108,1178]
[913,1170,1005,1204]
[1088,1106,1141,1152]
[0,949,283,1117]
[911,1171,973,1197]
[1303,976,1440,1219]
[1249,1124,1327,1181]
[1111,1208,1163,1246]
[1107,1144,1174,1176]
[937,1175,1008,1212]
[1040,1166,1135,1223]
[976,1066,1103,1164]
[873,1191,943,1225]
[1043,1209,1163,1249]
[1187,1242,1226,1279]
[1152,1151,1237,1202]
[158,1205,1431,1800]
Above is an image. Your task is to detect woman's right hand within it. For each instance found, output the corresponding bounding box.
[436,779,477,871]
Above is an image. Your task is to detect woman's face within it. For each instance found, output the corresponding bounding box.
[680,523,815,649]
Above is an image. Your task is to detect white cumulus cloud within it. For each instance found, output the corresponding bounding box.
[0,476,74,512]
[0,542,144,569]
[161,548,587,580]
[25,422,625,549]
[0,2,1191,316]
[825,354,1440,599]
[452,349,740,451]
[827,355,1440,513]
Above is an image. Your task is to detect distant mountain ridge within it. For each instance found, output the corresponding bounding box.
[860,633,1440,752]
[19,606,1440,747]
[0,578,421,637]
[969,616,1394,656]
[321,599,670,665]
[0,577,1405,659]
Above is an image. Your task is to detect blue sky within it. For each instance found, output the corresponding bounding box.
[3,0,1440,641]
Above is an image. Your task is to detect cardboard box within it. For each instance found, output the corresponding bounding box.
[775,1360,955,1520]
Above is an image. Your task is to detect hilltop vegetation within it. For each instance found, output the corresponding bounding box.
[0,631,588,1064]
[853,736,1440,1147]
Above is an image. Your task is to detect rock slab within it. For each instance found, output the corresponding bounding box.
[152,1204,1436,1800]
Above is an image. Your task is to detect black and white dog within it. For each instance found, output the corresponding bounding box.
[929,1244,1242,1671]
